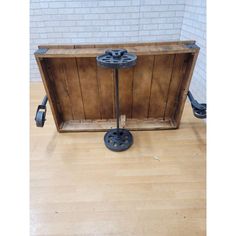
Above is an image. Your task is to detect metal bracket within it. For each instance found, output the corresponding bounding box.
[34,48,48,55]
[185,43,200,50]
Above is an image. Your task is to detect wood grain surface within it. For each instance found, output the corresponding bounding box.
[36,41,199,58]
[148,54,175,118]
[35,41,199,132]
[31,82,206,236]
[76,57,101,119]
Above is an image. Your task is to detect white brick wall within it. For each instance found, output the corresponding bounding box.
[180,0,206,103]
[30,0,206,104]
[30,0,185,81]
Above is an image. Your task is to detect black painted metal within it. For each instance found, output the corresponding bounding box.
[96,49,137,69]
[35,95,48,127]
[185,43,200,50]
[187,91,206,119]
[115,68,120,130]
[96,49,137,151]
[34,48,48,55]
[104,128,133,152]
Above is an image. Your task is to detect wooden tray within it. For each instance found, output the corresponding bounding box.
[35,41,199,132]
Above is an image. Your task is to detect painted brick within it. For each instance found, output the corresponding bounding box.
[159,11,176,17]
[58,9,74,14]
[140,5,169,12]
[49,2,65,8]
[161,0,178,4]
[74,8,90,14]
[115,0,132,6]
[108,31,124,37]
[159,23,174,29]
[143,0,161,5]
[132,0,140,6]
[168,4,185,11]
[98,1,115,7]
[141,12,160,18]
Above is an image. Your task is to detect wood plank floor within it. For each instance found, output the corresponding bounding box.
[30,82,206,236]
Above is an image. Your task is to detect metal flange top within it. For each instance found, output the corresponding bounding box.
[96,49,137,69]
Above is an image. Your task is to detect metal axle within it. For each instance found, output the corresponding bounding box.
[115,68,120,131]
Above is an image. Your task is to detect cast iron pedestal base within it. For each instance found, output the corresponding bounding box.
[104,128,133,152]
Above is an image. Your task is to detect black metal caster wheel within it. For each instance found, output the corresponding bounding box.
[193,103,206,119]
[35,110,46,127]
[104,128,133,152]
[35,95,48,127]
[187,91,207,119]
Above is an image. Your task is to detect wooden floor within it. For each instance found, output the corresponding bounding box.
[30,82,206,236]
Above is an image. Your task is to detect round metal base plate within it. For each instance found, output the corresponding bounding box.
[104,128,133,152]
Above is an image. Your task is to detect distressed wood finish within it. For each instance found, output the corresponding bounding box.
[97,66,114,119]
[164,54,190,120]
[35,41,199,132]
[132,56,155,118]
[148,54,175,118]
[119,68,134,118]
[76,57,101,119]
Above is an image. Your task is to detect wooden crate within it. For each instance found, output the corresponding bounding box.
[35,41,199,132]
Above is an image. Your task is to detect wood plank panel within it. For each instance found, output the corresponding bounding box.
[149,54,175,118]
[36,58,63,130]
[76,57,101,119]
[60,58,85,120]
[132,56,154,118]
[164,53,189,120]
[37,41,199,58]
[47,58,74,121]
[61,118,174,132]
[40,40,196,50]
[97,67,114,119]
[35,41,200,130]
[119,68,134,118]
[174,53,199,127]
